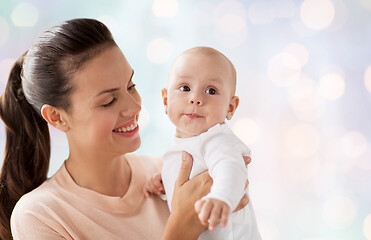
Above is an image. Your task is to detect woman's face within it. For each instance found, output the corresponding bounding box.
[65,45,142,158]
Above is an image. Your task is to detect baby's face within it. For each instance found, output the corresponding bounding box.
[163,51,238,138]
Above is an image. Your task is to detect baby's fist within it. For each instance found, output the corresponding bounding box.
[143,173,165,197]
[194,198,230,231]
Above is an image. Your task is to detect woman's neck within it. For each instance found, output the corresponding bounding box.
[65,151,132,197]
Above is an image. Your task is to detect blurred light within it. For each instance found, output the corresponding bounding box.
[232,118,260,146]
[365,65,371,94]
[300,0,335,30]
[153,0,178,17]
[288,75,322,122]
[341,131,368,159]
[98,16,118,36]
[360,0,371,10]
[267,52,301,87]
[285,124,320,158]
[284,43,309,68]
[248,1,275,25]
[214,0,248,48]
[319,73,345,100]
[0,17,9,46]
[364,214,371,239]
[322,194,357,229]
[11,2,38,27]
[146,38,173,64]
[139,106,150,130]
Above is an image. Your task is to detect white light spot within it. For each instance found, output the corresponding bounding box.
[300,0,335,30]
[11,2,38,27]
[364,214,371,239]
[284,43,309,68]
[341,131,368,159]
[365,65,371,94]
[285,124,320,158]
[147,38,173,64]
[267,52,301,87]
[322,194,357,229]
[232,118,260,146]
[153,0,178,17]
[319,73,345,100]
[0,17,9,46]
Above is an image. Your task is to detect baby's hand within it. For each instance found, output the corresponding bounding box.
[194,198,230,231]
[143,173,165,198]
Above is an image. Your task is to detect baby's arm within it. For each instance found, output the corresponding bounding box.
[198,133,249,229]
[143,173,165,197]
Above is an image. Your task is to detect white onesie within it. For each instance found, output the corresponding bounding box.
[162,123,261,240]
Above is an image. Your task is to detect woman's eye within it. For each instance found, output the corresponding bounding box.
[179,86,190,92]
[103,98,117,107]
[128,83,136,91]
[205,88,217,95]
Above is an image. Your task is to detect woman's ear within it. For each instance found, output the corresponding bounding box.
[226,96,239,120]
[161,88,169,115]
[41,104,70,132]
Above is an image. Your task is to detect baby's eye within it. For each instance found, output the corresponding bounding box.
[179,86,190,92]
[205,88,217,95]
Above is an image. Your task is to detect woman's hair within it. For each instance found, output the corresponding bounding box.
[0,18,115,239]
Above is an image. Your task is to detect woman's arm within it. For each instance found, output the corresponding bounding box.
[161,152,210,240]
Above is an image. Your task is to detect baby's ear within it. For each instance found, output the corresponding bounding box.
[161,88,169,115]
[226,96,239,120]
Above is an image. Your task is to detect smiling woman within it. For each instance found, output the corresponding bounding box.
[0,18,215,240]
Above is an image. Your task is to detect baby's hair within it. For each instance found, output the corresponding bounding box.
[0,18,115,240]
[181,46,237,95]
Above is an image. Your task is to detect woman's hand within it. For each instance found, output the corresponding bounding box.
[161,152,212,240]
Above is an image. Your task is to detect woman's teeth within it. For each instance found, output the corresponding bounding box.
[113,121,138,133]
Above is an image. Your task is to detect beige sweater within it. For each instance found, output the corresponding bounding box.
[11,154,169,240]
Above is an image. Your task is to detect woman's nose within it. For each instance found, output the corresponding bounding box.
[120,94,142,116]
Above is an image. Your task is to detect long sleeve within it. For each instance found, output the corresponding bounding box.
[201,128,249,211]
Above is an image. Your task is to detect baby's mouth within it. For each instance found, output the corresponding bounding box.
[113,120,138,133]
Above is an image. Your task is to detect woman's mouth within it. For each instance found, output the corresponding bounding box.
[113,120,138,133]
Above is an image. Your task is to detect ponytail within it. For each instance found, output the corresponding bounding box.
[0,55,50,240]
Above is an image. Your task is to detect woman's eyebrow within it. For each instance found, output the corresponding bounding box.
[94,70,134,98]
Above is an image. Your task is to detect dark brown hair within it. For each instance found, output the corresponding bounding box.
[0,18,115,239]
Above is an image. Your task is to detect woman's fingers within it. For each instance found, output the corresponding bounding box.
[174,151,193,188]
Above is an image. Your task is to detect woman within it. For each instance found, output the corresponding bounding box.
[0,18,248,240]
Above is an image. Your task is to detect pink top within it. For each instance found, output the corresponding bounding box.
[11,154,169,240]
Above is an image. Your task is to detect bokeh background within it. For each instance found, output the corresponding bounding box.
[1,0,371,239]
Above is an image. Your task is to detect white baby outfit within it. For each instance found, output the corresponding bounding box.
[162,123,261,240]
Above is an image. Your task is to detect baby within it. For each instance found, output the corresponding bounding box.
[145,47,261,239]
